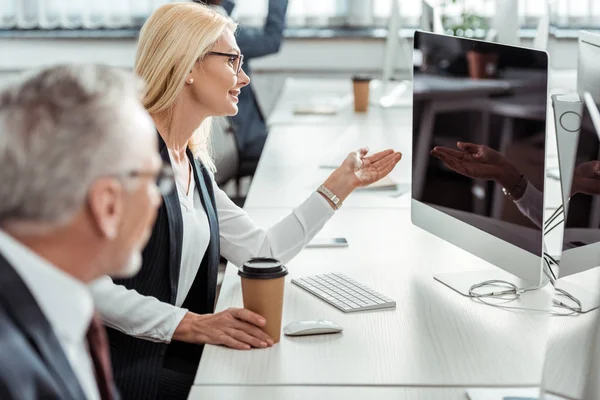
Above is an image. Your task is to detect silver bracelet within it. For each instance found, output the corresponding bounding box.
[317,185,342,210]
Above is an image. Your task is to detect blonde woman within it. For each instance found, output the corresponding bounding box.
[91,3,402,399]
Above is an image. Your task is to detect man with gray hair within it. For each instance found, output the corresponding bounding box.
[0,64,168,400]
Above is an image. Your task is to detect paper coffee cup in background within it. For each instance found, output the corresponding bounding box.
[238,257,288,343]
[352,74,371,113]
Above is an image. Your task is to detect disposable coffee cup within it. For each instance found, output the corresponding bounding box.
[238,257,288,343]
[352,74,371,113]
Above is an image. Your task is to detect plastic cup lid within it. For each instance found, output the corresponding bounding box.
[352,74,372,82]
[238,257,288,279]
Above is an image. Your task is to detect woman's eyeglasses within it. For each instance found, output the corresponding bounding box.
[207,51,244,76]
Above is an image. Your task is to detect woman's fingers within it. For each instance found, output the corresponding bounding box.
[219,334,251,350]
[230,308,266,327]
[364,149,395,164]
[228,327,269,349]
[372,152,399,171]
[231,319,273,346]
[377,159,398,178]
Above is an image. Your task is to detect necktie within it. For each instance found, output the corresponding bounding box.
[86,313,114,400]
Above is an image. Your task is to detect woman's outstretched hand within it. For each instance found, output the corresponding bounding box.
[320,148,402,208]
[343,148,402,188]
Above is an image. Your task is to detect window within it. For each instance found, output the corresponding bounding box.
[0,0,598,31]
[552,0,600,30]
[0,0,172,29]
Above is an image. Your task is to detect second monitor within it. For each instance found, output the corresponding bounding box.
[411,31,549,293]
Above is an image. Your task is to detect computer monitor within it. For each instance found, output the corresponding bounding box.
[552,89,600,314]
[411,31,549,294]
[557,94,600,274]
[549,31,600,312]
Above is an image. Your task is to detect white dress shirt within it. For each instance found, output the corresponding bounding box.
[173,167,210,306]
[91,172,335,343]
[0,229,100,400]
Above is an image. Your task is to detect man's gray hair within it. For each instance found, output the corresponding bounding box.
[0,64,145,228]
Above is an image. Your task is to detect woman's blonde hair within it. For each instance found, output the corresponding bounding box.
[134,2,237,171]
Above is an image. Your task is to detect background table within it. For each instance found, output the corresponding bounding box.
[195,209,551,388]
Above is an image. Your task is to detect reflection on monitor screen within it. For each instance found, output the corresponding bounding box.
[559,102,600,278]
[411,31,549,287]
[412,31,548,257]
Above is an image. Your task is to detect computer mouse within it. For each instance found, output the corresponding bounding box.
[283,320,343,336]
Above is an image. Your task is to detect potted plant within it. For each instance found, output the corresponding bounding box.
[440,0,498,79]
[440,0,490,39]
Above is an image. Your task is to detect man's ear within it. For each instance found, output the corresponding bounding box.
[87,178,124,240]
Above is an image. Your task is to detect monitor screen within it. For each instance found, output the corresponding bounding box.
[412,31,548,258]
[559,101,600,273]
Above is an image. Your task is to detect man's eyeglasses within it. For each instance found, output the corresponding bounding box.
[207,51,244,76]
[118,164,175,196]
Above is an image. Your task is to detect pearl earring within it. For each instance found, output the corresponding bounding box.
[187,78,194,85]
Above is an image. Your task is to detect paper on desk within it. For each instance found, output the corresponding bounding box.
[293,95,352,115]
[354,175,399,191]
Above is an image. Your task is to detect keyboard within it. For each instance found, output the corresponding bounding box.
[291,273,396,313]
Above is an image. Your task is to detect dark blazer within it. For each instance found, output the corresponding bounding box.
[107,134,221,400]
[0,253,89,400]
[224,0,288,160]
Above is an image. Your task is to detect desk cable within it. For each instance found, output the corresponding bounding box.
[465,204,583,315]
[552,287,582,314]
[541,205,584,314]
[467,256,582,315]
[468,280,582,315]
[544,204,564,236]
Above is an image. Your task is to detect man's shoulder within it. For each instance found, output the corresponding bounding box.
[0,307,62,399]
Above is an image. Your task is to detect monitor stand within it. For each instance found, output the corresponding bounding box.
[434,269,552,312]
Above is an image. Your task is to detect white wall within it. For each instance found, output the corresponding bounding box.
[0,35,580,77]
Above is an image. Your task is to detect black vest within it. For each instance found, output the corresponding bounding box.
[106,135,221,400]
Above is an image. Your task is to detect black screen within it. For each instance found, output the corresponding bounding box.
[412,31,548,257]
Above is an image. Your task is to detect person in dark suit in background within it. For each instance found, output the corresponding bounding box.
[203,0,288,163]
[0,64,164,400]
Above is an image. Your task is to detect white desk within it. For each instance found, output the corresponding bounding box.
[267,78,411,126]
[189,385,473,400]
[540,268,600,400]
[244,165,411,209]
[191,72,588,399]
[267,70,576,129]
[195,208,551,388]
[245,120,412,209]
